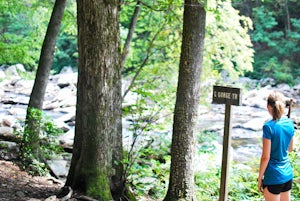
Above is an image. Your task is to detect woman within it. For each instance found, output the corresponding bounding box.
[258,91,294,201]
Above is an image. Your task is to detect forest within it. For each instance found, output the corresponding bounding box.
[0,0,300,200]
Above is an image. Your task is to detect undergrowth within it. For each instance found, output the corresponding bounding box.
[15,108,63,176]
[128,129,300,200]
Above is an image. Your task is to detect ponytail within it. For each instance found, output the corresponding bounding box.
[267,91,286,120]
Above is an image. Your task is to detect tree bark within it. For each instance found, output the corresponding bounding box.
[28,0,67,110]
[164,0,206,200]
[284,0,291,33]
[21,0,67,166]
[121,0,141,69]
[65,0,123,200]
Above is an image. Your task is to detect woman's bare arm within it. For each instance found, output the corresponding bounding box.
[288,136,294,152]
[258,138,271,192]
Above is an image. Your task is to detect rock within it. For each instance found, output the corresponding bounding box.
[276,83,292,94]
[53,106,75,115]
[60,66,74,74]
[12,64,26,72]
[0,141,19,160]
[7,107,25,115]
[260,77,275,87]
[242,117,268,131]
[0,70,5,79]
[0,127,14,136]
[45,83,62,101]
[59,95,76,108]
[293,83,300,93]
[2,94,29,105]
[5,65,20,77]
[231,128,261,139]
[242,86,272,108]
[13,79,34,95]
[16,190,26,197]
[46,159,69,178]
[43,101,61,110]
[53,120,70,132]
[57,186,73,201]
[47,177,64,186]
[55,112,76,125]
[0,141,18,151]
[1,183,7,187]
[58,129,74,146]
[234,77,259,89]
[56,72,78,88]
[45,195,58,201]
[2,116,16,127]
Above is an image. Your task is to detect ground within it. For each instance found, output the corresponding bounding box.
[0,159,156,201]
[0,160,62,201]
[0,146,156,201]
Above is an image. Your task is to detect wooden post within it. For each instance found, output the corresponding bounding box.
[219,103,232,201]
[212,86,241,201]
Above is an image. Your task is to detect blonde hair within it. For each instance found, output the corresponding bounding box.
[267,91,286,120]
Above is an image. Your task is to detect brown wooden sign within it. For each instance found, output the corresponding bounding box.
[212,85,242,201]
[212,85,241,106]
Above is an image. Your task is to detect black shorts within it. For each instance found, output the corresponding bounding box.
[263,179,293,194]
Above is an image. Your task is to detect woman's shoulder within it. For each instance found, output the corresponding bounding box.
[279,116,295,130]
[280,116,293,123]
[264,119,274,126]
[264,117,293,127]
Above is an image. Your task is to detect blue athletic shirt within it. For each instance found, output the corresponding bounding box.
[262,116,294,185]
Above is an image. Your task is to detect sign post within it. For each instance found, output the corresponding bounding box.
[212,86,241,201]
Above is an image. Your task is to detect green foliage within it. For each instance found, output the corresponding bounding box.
[0,33,40,68]
[120,1,258,199]
[60,0,77,35]
[16,107,63,176]
[228,164,261,201]
[52,0,78,73]
[246,4,300,85]
[52,33,78,73]
[251,6,283,45]
[125,130,171,199]
[127,128,300,200]
[197,130,218,153]
[0,0,77,71]
[290,129,300,200]
[0,0,52,70]
[17,70,36,80]
[205,0,254,81]
[121,0,254,149]
[195,168,220,200]
[121,0,181,115]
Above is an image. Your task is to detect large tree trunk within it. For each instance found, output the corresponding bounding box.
[164,0,206,200]
[65,0,123,200]
[21,0,67,167]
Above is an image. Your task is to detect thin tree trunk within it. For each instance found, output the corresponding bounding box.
[121,0,141,69]
[122,24,163,99]
[284,0,291,33]
[164,0,206,200]
[28,0,67,110]
[21,0,67,166]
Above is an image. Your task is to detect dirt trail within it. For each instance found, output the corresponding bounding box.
[0,160,62,201]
